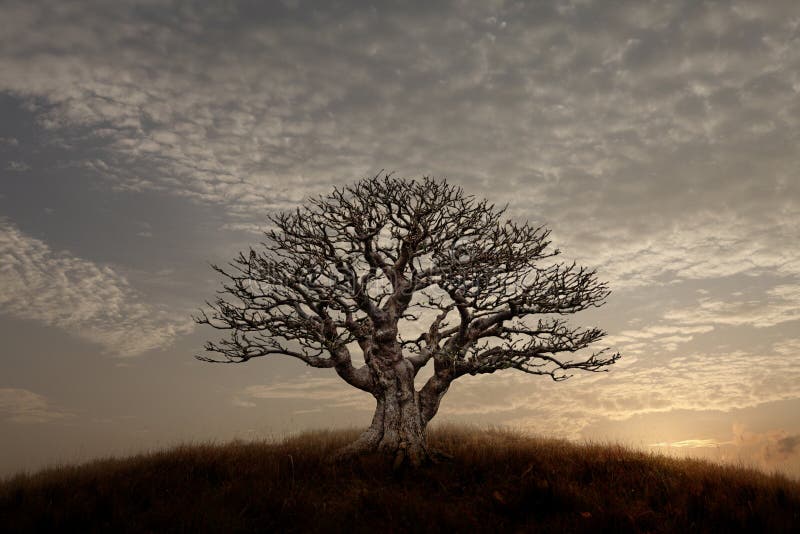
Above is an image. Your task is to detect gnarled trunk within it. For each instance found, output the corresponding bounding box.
[337,358,431,467]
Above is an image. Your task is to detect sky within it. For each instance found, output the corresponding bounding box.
[1,0,799,479]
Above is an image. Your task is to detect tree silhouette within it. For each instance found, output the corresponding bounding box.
[196,174,619,466]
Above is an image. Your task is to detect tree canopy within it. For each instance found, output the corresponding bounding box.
[196,174,619,465]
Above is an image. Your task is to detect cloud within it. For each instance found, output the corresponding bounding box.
[4,160,30,172]
[0,1,797,301]
[231,398,257,409]
[1,0,799,463]
[664,284,800,328]
[605,324,715,355]
[0,219,194,356]
[0,0,797,232]
[562,207,800,290]
[0,388,71,423]
[234,375,372,411]
[438,338,800,439]
[773,338,800,356]
[649,439,729,449]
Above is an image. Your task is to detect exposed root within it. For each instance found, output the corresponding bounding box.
[331,436,433,470]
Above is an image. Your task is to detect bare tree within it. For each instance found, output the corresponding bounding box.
[196,174,619,466]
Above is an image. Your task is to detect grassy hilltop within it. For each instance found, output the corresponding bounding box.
[2,426,799,533]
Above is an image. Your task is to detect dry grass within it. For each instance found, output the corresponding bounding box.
[1,425,798,533]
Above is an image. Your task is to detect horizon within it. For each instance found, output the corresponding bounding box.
[1,0,800,479]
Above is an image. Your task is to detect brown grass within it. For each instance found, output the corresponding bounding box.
[1,425,798,533]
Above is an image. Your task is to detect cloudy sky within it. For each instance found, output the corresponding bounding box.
[2,0,800,478]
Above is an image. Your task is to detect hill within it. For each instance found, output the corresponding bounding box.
[1,426,798,533]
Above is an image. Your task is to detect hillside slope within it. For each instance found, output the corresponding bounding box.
[2,426,798,533]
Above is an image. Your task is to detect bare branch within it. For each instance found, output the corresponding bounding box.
[196,173,620,435]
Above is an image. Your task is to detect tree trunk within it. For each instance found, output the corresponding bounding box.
[336,358,430,467]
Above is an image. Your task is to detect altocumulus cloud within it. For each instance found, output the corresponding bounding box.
[0,220,193,357]
[434,340,800,439]
[0,1,797,226]
[1,0,797,304]
[1,0,799,447]
[664,285,800,329]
